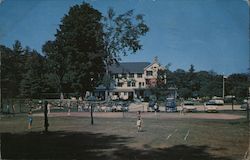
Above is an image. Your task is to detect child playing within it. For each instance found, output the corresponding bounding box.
[136,116,143,132]
[28,110,33,129]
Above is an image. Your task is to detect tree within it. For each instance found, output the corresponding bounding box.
[1,41,26,98]
[42,40,72,96]
[187,64,200,98]
[43,3,106,98]
[19,50,47,98]
[226,74,250,101]
[188,64,195,73]
[102,8,149,100]
[1,45,16,98]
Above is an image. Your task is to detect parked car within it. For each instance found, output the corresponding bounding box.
[165,98,177,112]
[204,102,218,112]
[122,102,129,112]
[111,101,129,112]
[241,99,249,110]
[241,103,248,110]
[148,100,157,112]
[208,99,224,105]
[183,101,196,112]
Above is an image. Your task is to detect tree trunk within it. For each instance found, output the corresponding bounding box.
[105,62,110,102]
[105,90,109,102]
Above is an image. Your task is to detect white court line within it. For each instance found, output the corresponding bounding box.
[166,134,172,140]
[184,129,190,141]
[166,129,178,140]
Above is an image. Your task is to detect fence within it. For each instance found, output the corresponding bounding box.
[0,99,132,115]
[1,99,40,115]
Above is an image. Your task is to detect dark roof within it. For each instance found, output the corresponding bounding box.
[110,62,150,74]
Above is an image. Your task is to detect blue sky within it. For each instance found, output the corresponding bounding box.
[0,0,249,75]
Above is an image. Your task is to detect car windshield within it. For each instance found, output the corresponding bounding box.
[206,103,215,105]
[184,102,194,105]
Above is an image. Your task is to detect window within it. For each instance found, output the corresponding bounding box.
[142,82,145,86]
[122,73,127,79]
[127,81,131,87]
[132,82,136,87]
[137,73,142,78]
[118,82,123,87]
[124,92,127,96]
[129,73,134,78]
[113,74,118,79]
[146,71,153,76]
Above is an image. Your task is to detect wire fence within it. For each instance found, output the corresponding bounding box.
[0,99,132,115]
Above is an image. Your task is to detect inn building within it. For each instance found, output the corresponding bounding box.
[94,57,166,100]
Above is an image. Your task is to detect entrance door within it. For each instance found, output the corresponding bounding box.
[128,92,134,100]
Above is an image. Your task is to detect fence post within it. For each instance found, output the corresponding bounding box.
[20,99,22,113]
[91,103,94,125]
[247,100,249,121]
[44,101,49,132]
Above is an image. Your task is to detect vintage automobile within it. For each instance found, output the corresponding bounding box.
[240,99,249,110]
[111,101,129,112]
[241,103,247,110]
[183,101,197,112]
[208,99,224,105]
[204,101,218,112]
[165,98,177,112]
[148,100,157,112]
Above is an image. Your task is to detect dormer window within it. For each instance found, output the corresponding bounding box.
[137,73,142,78]
[129,73,134,78]
[122,73,127,79]
[118,82,123,87]
[146,71,153,76]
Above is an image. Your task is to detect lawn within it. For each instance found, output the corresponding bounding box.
[0,112,249,160]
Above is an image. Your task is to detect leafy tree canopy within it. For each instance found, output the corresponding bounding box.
[43,3,106,97]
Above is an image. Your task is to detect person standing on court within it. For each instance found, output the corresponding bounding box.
[180,102,184,115]
[137,116,143,132]
[154,102,158,117]
[27,109,33,129]
[12,104,16,117]
[136,111,143,132]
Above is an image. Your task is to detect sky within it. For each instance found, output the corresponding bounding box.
[0,0,249,75]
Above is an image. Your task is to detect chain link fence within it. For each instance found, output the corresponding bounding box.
[0,98,131,115]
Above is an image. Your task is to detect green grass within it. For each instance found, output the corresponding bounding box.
[0,113,249,160]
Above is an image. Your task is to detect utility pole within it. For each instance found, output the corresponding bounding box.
[247,87,250,121]
[222,75,225,100]
[231,96,234,111]
[247,98,249,121]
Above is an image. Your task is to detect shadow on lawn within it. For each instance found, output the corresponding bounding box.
[1,131,129,159]
[1,131,233,160]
